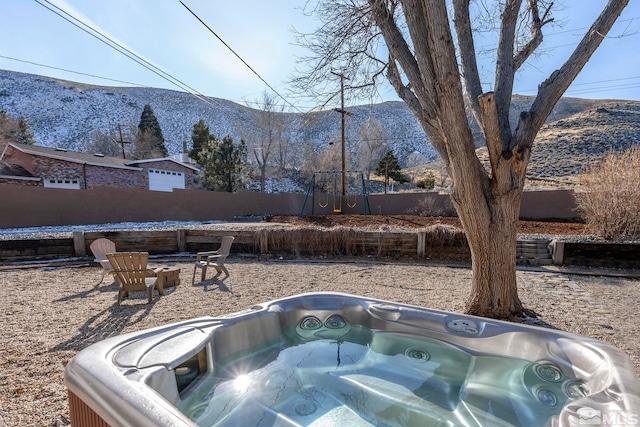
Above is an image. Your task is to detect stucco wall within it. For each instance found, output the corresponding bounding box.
[0,183,579,228]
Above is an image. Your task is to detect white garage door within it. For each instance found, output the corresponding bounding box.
[44,178,80,190]
[148,169,185,192]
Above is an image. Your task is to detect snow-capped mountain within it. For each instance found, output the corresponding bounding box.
[4,68,640,185]
[0,69,437,164]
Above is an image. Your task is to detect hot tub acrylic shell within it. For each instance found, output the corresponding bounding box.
[64,292,640,427]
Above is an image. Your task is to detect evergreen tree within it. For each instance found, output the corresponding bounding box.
[200,135,247,192]
[16,116,36,145]
[375,150,406,193]
[189,119,210,163]
[375,150,403,180]
[135,104,167,158]
[0,110,19,149]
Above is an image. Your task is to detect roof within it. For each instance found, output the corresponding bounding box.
[127,157,200,172]
[6,142,140,170]
[4,142,200,172]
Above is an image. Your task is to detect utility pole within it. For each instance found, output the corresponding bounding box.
[112,124,131,159]
[331,71,351,196]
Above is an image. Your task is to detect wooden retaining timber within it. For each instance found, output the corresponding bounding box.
[262,229,416,257]
[77,228,469,259]
[0,227,469,262]
[560,241,640,269]
[1,228,638,269]
[0,238,75,260]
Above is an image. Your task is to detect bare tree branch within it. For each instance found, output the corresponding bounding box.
[368,0,435,107]
[514,0,630,152]
[493,0,522,150]
[387,57,446,160]
[453,0,483,127]
[291,0,387,104]
[513,0,554,70]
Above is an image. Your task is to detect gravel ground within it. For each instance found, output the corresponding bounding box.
[1,256,639,426]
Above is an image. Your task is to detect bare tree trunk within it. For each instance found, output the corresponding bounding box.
[448,93,527,319]
[295,0,630,319]
[260,162,267,193]
[455,188,524,319]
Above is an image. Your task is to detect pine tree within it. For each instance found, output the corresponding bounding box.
[189,119,210,163]
[16,116,36,145]
[0,110,19,149]
[200,135,247,192]
[135,104,168,158]
[375,150,406,193]
[375,150,403,179]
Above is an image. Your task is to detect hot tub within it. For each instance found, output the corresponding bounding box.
[64,292,640,426]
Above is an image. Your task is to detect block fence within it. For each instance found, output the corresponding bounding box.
[0,183,580,228]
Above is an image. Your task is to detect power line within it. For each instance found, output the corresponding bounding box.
[516,75,640,96]
[476,16,640,52]
[543,16,640,37]
[0,54,339,145]
[0,54,147,87]
[179,1,304,114]
[565,83,640,97]
[34,0,215,108]
[30,0,307,139]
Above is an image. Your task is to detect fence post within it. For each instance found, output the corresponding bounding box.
[177,229,186,253]
[550,239,564,265]
[260,229,269,254]
[73,231,86,257]
[417,231,426,257]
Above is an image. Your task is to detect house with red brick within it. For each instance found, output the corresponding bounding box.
[0,161,41,187]
[0,142,200,192]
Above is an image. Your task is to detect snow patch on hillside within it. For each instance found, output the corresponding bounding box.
[0,70,437,165]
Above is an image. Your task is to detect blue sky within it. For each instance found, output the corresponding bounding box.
[1,0,639,111]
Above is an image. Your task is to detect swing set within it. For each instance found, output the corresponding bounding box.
[300,171,370,215]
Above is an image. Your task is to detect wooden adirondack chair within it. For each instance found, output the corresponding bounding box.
[89,238,116,285]
[107,252,159,304]
[192,236,234,283]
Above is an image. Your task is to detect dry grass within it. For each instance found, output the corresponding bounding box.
[266,226,367,256]
[263,225,467,258]
[575,146,640,239]
[405,196,456,217]
[423,224,468,248]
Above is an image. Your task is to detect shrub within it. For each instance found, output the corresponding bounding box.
[405,196,455,217]
[416,172,436,190]
[575,146,640,240]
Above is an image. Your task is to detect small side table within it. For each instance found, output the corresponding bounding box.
[155,267,181,295]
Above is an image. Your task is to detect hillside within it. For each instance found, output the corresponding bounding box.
[470,100,640,189]
[410,99,640,189]
[0,70,435,165]
[526,102,640,178]
[2,69,640,190]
